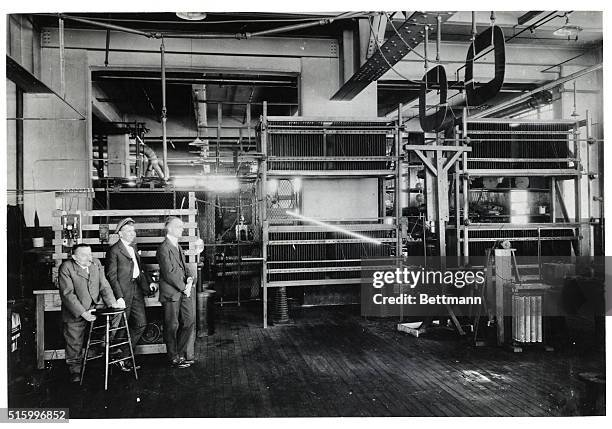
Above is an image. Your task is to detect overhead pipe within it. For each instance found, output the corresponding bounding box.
[59,12,365,40]
[59,14,154,37]
[488,90,553,118]
[160,38,168,178]
[472,63,602,118]
[166,11,365,39]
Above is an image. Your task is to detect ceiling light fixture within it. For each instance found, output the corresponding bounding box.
[553,16,583,40]
[176,12,207,21]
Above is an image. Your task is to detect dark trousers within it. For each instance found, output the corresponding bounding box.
[162,294,194,362]
[63,307,120,375]
[117,282,147,356]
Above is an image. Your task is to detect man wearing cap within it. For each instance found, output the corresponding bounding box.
[59,243,124,383]
[157,216,195,368]
[106,217,155,372]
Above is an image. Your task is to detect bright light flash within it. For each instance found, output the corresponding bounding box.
[172,175,239,192]
[285,211,382,245]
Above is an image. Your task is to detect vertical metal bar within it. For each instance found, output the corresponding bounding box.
[261,101,268,328]
[59,16,65,99]
[160,38,168,178]
[454,125,461,258]
[217,103,222,173]
[396,105,402,259]
[104,316,110,390]
[436,15,442,62]
[573,121,582,255]
[104,29,111,67]
[16,87,23,211]
[551,178,557,222]
[462,108,470,261]
[423,25,429,71]
[471,12,477,43]
[123,312,138,380]
[237,186,241,307]
[80,321,94,385]
[586,110,593,256]
[246,103,252,153]
[436,153,446,258]
[537,227,542,279]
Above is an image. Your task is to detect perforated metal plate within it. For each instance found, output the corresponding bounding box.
[331,11,456,101]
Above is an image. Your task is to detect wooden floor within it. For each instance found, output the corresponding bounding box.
[9,304,606,417]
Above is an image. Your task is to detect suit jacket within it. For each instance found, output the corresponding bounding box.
[156,238,191,303]
[106,240,152,307]
[58,258,118,322]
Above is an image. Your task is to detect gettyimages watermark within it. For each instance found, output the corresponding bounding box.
[360,256,611,318]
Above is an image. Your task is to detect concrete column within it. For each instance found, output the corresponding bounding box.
[300,57,377,117]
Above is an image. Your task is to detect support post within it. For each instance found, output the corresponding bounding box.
[396,104,403,259]
[461,109,470,262]
[261,101,268,328]
[454,126,461,257]
[160,38,168,178]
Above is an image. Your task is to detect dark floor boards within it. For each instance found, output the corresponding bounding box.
[9,304,605,417]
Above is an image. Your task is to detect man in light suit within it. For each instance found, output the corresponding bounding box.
[156,216,195,368]
[106,217,155,372]
[58,244,124,383]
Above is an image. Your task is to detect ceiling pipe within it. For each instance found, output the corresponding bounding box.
[59,12,366,40]
[164,11,365,39]
[489,90,553,118]
[59,14,155,37]
[471,62,602,118]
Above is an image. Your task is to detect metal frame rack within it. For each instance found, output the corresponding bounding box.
[258,107,402,327]
[456,111,592,259]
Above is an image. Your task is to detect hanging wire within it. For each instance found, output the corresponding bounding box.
[383,12,442,65]
[366,16,421,85]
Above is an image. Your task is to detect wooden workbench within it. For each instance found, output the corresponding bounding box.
[34,289,166,369]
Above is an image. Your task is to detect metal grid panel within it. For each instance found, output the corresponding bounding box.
[466,122,573,171]
[263,117,399,286]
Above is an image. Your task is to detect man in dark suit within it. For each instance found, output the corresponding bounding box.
[106,217,155,372]
[157,216,194,368]
[58,243,124,383]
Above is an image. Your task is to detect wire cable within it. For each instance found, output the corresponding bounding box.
[367,17,422,85]
[383,12,442,66]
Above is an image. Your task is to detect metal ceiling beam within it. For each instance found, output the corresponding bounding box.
[331,11,456,101]
[517,11,545,26]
